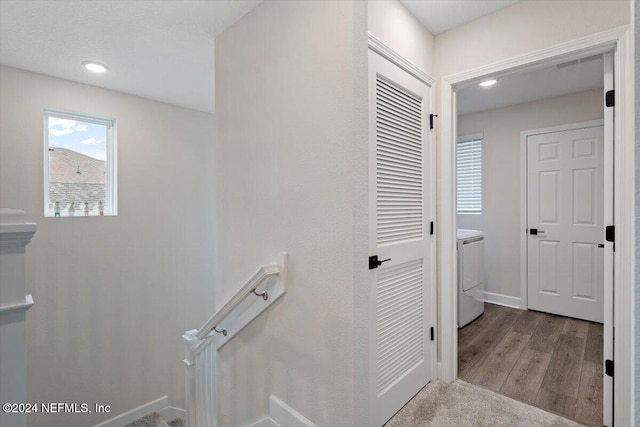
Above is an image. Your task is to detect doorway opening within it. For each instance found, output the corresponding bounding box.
[452,54,611,427]
[438,32,636,427]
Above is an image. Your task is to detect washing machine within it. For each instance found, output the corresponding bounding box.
[457,229,485,328]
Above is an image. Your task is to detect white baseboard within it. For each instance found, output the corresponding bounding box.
[246,395,315,427]
[93,396,184,427]
[269,395,316,427]
[248,418,280,427]
[482,291,522,309]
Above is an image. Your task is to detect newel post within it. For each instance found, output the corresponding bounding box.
[182,329,199,427]
[0,209,37,427]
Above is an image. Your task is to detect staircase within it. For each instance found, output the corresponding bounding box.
[183,253,288,427]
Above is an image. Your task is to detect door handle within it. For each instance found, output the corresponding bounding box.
[530,228,545,235]
[369,255,391,270]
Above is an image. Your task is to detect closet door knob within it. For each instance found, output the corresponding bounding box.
[369,255,391,270]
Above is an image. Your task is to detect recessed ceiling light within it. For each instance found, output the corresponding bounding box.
[479,79,497,87]
[82,61,109,73]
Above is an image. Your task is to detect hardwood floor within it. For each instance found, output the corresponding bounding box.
[458,303,603,427]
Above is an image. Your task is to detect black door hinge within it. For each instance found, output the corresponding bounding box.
[429,114,438,130]
[605,90,615,107]
[430,221,434,235]
[605,359,614,377]
[430,326,434,341]
[369,255,391,270]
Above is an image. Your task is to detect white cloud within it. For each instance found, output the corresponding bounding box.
[49,128,75,137]
[75,124,88,132]
[48,117,78,137]
[80,137,103,145]
[49,117,76,128]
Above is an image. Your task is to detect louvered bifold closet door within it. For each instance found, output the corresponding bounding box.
[376,77,424,245]
[368,49,433,427]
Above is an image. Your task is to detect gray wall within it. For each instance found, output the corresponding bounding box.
[0,66,216,427]
[457,89,604,301]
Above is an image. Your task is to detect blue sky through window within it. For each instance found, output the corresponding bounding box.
[48,116,107,161]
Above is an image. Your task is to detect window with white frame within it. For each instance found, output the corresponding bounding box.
[44,110,117,217]
[456,134,482,213]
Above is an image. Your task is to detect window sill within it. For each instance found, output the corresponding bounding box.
[45,214,117,218]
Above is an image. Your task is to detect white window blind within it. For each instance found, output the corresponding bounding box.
[457,136,482,213]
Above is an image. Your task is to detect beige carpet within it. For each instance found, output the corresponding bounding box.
[384,380,585,427]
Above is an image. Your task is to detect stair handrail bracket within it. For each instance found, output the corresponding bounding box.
[195,261,282,341]
[182,253,288,427]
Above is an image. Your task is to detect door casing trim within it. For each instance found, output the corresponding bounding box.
[438,25,634,426]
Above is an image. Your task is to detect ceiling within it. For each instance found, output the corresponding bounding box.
[400,0,521,35]
[1,0,578,116]
[456,55,604,115]
[0,0,262,114]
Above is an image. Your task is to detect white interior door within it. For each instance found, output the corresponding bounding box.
[527,123,604,323]
[368,50,433,426]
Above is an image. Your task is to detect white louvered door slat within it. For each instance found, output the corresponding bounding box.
[368,50,433,427]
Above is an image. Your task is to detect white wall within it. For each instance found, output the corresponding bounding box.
[457,89,603,300]
[0,66,216,427]
[368,0,434,74]
[434,0,630,78]
[214,1,363,425]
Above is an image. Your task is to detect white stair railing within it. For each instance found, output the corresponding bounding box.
[0,209,37,427]
[182,253,288,427]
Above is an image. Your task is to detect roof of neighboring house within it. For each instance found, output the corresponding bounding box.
[48,147,105,183]
[49,182,105,208]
